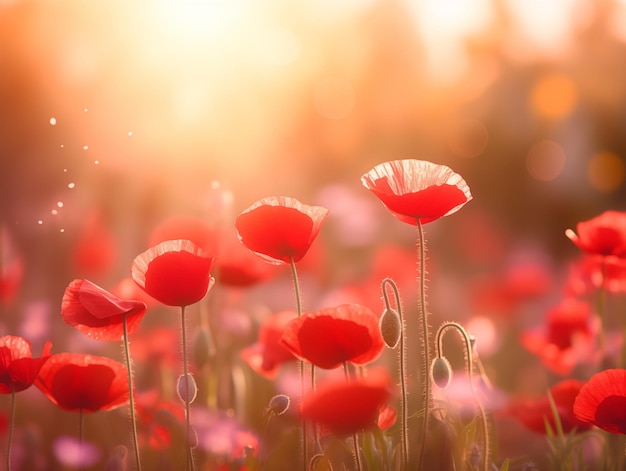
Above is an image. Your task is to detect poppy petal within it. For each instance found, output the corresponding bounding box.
[574,369,626,434]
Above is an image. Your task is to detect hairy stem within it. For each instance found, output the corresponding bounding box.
[417,219,431,470]
[180,305,195,471]
[381,277,409,469]
[6,387,15,471]
[290,257,307,471]
[123,315,142,471]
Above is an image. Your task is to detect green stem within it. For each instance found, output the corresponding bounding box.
[180,305,195,471]
[79,409,84,471]
[435,322,490,471]
[6,387,15,471]
[123,315,142,471]
[381,278,408,469]
[290,257,307,471]
[416,219,432,470]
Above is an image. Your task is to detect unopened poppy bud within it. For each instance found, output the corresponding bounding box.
[431,356,452,389]
[309,454,334,471]
[379,308,402,349]
[176,373,198,404]
[268,394,290,416]
[192,326,213,370]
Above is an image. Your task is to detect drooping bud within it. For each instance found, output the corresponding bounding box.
[267,394,290,416]
[430,356,453,389]
[379,308,402,349]
[176,373,198,404]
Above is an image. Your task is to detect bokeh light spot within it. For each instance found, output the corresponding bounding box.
[526,139,566,181]
[447,119,489,158]
[587,151,625,192]
[529,72,577,120]
[314,77,355,119]
[49,117,57,126]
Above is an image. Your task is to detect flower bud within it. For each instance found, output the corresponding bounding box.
[267,394,290,416]
[379,308,402,349]
[176,373,198,404]
[430,356,452,389]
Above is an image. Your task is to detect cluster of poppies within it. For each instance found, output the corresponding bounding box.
[3,158,626,470]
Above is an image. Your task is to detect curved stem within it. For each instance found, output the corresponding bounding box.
[123,315,142,471]
[416,219,431,470]
[6,387,15,471]
[381,278,408,469]
[435,322,490,471]
[180,305,195,471]
[290,257,307,471]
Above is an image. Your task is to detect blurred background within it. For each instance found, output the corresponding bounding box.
[2,0,626,468]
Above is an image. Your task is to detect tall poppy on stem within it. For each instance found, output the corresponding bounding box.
[35,353,129,471]
[573,369,626,434]
[235,196,329,471]
[0,336,52,471]
[61,279,147,471]
[361,159,472,470]
[132,239,215,471]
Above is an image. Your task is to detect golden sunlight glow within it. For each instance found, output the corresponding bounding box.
[587,151,626,191]
[529,73,578,121]
[526,140,566,182]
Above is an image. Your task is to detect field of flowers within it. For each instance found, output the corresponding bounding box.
[2,0,626,470]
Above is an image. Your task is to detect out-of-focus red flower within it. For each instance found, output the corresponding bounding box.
[281,304,384,369]
[565,255,626,296]
[135,389,185,450]
[0,227,23,305]
[149,214,221,257]
[360,159,472,225]
[235,196,329,265]
[131,239,215,307]
[507,379,591,434]
[566,211,626,258]
[520,298,596,375]
[35,353,129,412]
[300,368,393,435]
[110,277,158,308]
[0,336,52,393]
[574,369,626,434]
[377,403,397,430]
[61,279,147,342]
[130,326,181,370]
[71,209,117,277]
[240,311,298,379]
[215,229,279,287]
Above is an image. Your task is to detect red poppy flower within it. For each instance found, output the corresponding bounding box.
[574,369,626,434]
[280,304,384,369]
[565,255,626,296]
[35,353,129,412]
[135,389,185,450]
[566,211,626,258]
[131,239,215,307]
[214,229,279,287]
[235,196,329,265]
[507,379,591,434]
[360,159,472,225]
[240,311,298,379]
[0,336,52,393]
[300,368,393,435]
[520,298,597,375]
[61,279,148,342]
[71,209,117,277]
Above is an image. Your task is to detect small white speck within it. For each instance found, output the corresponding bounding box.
[128,131,133,137]
[84,108,88,112]
[94,160,99,165]
[83,145,89,150]
[37,220,43,225]
[49,117,57,126]
[68,183,75,189]
[60,228,65,233]
[57,202,64,208]
[60,144,64,148]
[51,209,58,215]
